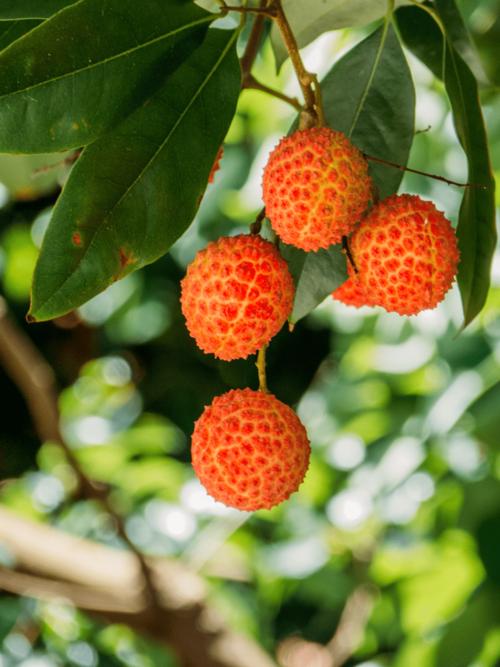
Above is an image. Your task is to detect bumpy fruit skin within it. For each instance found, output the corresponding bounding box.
[332,275,375,308]
[191,388,310,511]
[181,235,295,360]
[340,194,459,315]
[262,127,372,251]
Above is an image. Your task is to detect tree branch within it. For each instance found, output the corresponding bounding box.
[0,297,159,607]
[0,506,276,667]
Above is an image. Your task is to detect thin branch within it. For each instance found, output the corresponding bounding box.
[243,73,303,111]
[0,507,276,667]
[222,0,324,128]
[270,0,321,128]
[240,1,267,77]
[326,585,377,667]
[250,207,267,234]
[341,236,358,274]
[256,346,268,393]
[364,153,485,188]
[0,297,160,609]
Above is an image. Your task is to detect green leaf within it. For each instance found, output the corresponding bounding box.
[0,0,212,153]
[468,380,500,448]
[29,28,240,322]
[271,0,412,69]
[281,243,347,324]
[322,22,416,199]
[0,20,41,49]
[397,7,496,326]
[283,23,415,322]
[0,1,75,19]
[434,0,489,84]
[435,586,498,667]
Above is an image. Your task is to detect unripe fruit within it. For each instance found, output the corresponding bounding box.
[262,127,372,251]
[181,235,295,360]
[191,388,310,511]
[335,194,460,315]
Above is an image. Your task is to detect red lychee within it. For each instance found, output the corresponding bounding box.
[191,388,310,511]
[338,194,459,315]
[181,235,295,360]
[262,127,373,251]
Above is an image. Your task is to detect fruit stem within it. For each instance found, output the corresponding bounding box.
[250,207,267,234]
[221,0,325,128]
[256,345,269,393]
[242,73,304,111]
[342,236,358,274]
[270,0,323,129]
[363,153,485,189]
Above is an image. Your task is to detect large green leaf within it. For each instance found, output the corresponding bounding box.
[397,7,496,326]
[323,22,415,199]
[281,243,347,324]
[0,0,213,153]
[435,586,498,667]
[284,22,415,322]
[29,28,240,322]
[0,19,40,49]
[0,1,75,19]
[468,380,500,449]
[271,0,413,69]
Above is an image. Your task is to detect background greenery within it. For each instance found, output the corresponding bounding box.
[0,1,499,666]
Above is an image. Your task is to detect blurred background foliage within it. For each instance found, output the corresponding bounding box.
[0,1,500,666]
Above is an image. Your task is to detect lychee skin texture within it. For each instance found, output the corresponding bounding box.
[191,388,310,511]
[332,275,376,308]
[181,235,295,361]
[346,194,459,315]
[262,127,372,251]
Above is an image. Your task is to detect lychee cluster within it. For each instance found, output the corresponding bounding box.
[181,146,309,510]
[192,389,310,511]
[182,127,460,512]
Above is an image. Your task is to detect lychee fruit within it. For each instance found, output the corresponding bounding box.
[191,388,310,511]
[208,146,223,184]
[336,194,459,315]
[181,234,295,360]
[332,275,376,308]
[262,127,372,251]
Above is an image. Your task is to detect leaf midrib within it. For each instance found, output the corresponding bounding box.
[0,12,213,102]
[33,31,238,317]
[347,21,391,138]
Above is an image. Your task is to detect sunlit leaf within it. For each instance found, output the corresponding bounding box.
[0,1,75,19]
[271,0,413,69]
[397,6,496,326]
[0,0,212,152]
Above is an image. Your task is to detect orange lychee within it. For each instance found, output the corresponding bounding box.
[181,235,295,360]
[191,388,310,511]
[332,275,376,308]
[262,127,372,251]
[339,194,459,315]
